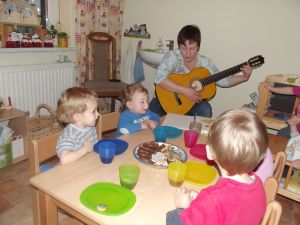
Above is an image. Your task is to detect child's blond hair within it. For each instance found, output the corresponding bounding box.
[57,87,98,124]
[121,83,148,111]
[207,109,268,176]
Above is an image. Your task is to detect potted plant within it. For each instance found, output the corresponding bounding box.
[57,32,68,48]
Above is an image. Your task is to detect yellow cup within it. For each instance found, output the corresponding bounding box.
[168,162,187,187]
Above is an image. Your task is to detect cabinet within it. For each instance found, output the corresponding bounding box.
[0,108,29,163]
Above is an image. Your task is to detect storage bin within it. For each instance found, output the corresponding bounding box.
[0,142,13,169]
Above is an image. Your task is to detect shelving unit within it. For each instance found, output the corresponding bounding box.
[0,108,29,164]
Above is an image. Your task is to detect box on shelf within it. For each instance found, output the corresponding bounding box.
[0,142,13,169]
[12,137,24,159]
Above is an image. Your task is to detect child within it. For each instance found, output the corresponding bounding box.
[56,87,99,165]
[167,109,268,225]
[116,83,160,136]
[264,82,300,138]
[264,82,300,169]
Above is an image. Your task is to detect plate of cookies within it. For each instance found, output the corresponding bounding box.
[133,141,188,168]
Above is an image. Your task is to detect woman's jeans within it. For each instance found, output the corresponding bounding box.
[149,97,212,118]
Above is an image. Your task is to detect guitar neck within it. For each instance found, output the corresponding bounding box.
[201,62,248,87]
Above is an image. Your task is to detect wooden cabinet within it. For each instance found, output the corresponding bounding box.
[0,108,29,163]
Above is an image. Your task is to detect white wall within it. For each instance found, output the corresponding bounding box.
[122,0,300,117]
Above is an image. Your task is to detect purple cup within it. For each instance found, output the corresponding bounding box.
[98,141,116,164]
[184,130,199,148]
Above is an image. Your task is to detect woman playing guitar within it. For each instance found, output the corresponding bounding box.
[149,25,253,118]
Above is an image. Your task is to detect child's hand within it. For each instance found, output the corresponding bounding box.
[140,121,148,130]
[174,187,194,209]
[292,159,300,169]
[287,115,300,126]
[83,140,93,153]
[146,120,158,129]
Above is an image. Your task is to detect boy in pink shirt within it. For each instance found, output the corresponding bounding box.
[167,110,268,225]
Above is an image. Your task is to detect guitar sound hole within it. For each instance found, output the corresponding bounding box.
[173,93,182,105]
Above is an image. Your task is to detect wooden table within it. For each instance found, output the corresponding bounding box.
[30,129,215,225]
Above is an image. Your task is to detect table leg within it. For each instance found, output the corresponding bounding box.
[38,190,58,225]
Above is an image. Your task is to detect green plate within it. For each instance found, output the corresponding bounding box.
[80,182,136,216]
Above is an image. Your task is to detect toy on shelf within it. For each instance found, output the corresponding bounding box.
[124,24,151,39]
[0,96,12,110]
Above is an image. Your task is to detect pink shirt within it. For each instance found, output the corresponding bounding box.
[180,174,266,225]
[292,86,300,132]
[254,148,274,183]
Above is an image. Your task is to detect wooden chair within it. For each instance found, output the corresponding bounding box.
[260,200,282,225]
[256,74,300,131]
[273,151,287,183]
[29,131,61,225]
[84,32,127,112]
[264,177,279,204]
[96,111,120,139]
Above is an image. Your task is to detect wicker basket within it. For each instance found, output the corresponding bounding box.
[29,104,63,140]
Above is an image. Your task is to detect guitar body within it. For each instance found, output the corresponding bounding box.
[155,55,264,115]
[155,67,216,115]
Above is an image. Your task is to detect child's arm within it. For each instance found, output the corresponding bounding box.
[287,116,300,137]
[59,140,93,165]
[263,82,294,95]
[118,112,144,135]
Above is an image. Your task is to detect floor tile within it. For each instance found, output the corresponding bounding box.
[0,179,22,194]
[2,184,31,205]
[0,195,15,214]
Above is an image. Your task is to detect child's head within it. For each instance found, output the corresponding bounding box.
[207,109,268,176]
[121,83,149,114]
[57,87,99,125]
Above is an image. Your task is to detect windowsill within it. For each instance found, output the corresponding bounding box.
[0,47,76,53]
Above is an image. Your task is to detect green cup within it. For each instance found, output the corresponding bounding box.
[119,164,140,190]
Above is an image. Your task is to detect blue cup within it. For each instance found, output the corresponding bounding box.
[98,141,116,164]
[153,126,167,142]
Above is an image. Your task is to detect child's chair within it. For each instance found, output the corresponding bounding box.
[29,131,61,225]
[260,200,282,225]
[264,177,279,204]
[273,151,287,182]
[96,111,120,139]
[256,74,300,131]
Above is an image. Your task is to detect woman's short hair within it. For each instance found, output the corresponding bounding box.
[177,25,201,48]
[207,109,268,176]
[57,87,98,124]
[121,83,148,111]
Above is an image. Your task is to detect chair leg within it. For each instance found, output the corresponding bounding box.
[111,98,116,112]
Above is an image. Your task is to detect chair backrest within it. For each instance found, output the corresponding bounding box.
[264,177,279,203]
[86,32,117,81]
[96,111,120,139]
[260,200,282,225]
[28,131,61,177]
[273,151,287,183]
[256,74,300,130]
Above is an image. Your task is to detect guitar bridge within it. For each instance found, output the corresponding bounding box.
[173,93,182,105]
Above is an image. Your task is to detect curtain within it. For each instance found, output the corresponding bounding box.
[74,0,124,84]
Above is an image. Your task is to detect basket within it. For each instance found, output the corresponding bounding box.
[29,104,63,140]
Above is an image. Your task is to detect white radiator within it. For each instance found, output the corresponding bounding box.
[0,63,76,116]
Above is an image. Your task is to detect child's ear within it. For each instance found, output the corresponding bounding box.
[72,113,81,122]
[206,145,215,161]
[126,101,132,110]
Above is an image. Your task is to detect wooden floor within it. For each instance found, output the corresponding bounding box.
[1,159,300,225]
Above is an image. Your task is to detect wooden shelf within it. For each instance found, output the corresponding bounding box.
[0,108,29,164]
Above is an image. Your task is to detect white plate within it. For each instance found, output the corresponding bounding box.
[133,141,188,169]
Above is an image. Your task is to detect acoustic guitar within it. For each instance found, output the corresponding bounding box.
[155,55,264,114]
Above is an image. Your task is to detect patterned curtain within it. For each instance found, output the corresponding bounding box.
[74,0,124,84]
